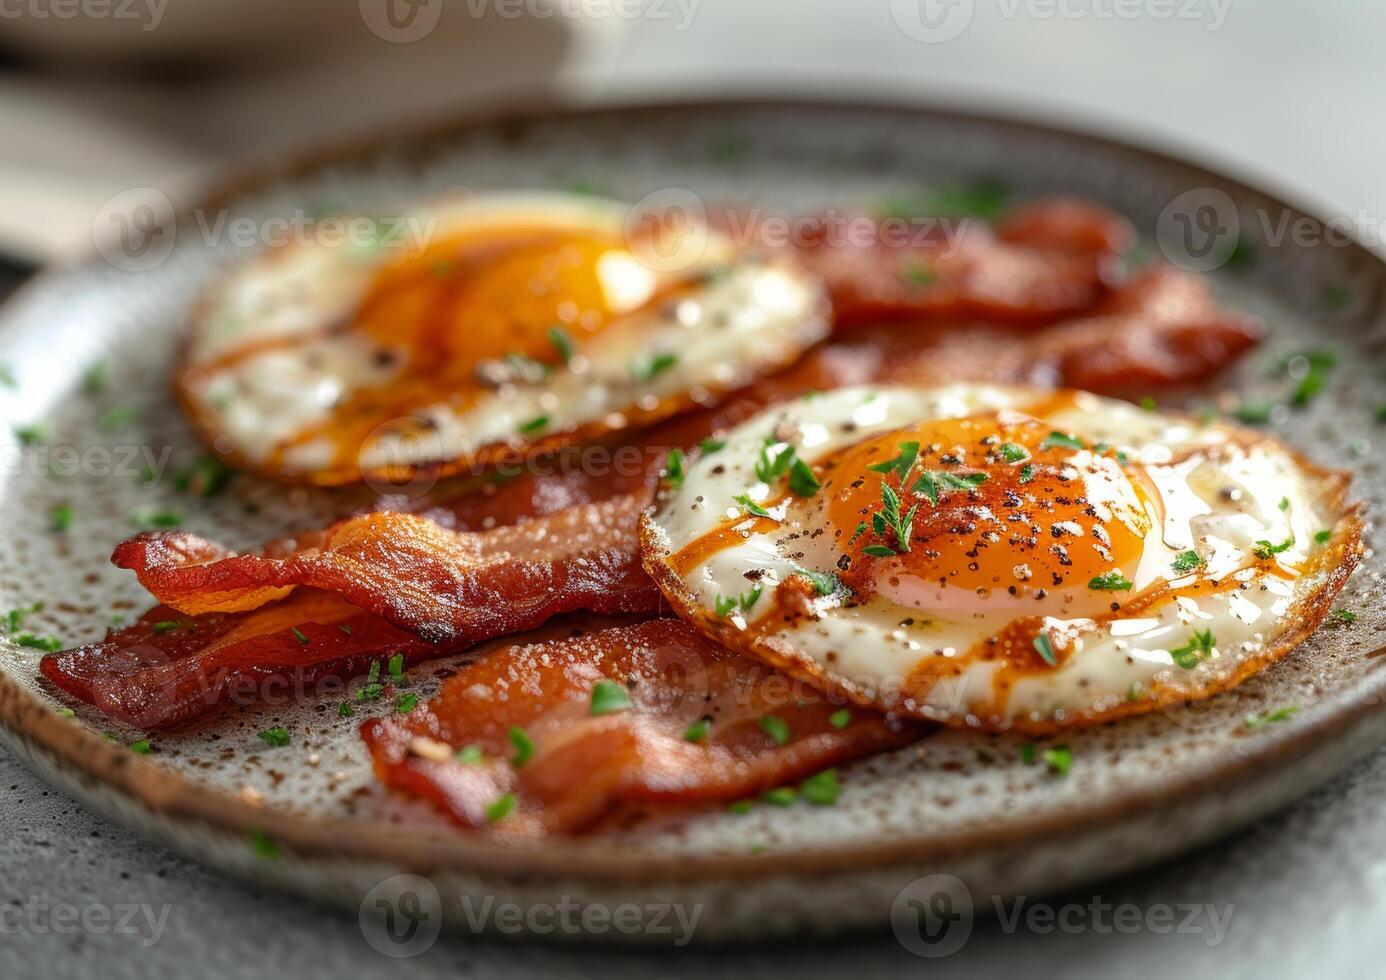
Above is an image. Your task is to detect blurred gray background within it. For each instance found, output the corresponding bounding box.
[1,2,1382,977]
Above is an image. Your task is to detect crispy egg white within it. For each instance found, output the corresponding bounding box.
[640,384,1361,733]
[178,193,829,485]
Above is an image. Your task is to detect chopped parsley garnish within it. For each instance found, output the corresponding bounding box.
[4,602,41,632]
[81,363,106,395]
[175,456,234,497]
[926,180,1010,221]
[56,706,75,718]
[485,794,518,823]
[291,627,310,645]
[129,739,153,755]
[588,679,631,716]
[800,768,840,806]
[1018,464,1036,484]
[0,363,14,388]
[1040,746,1072,777]
[997,442,1030,463]
[867,442,919,481]
[503,352,549,384]
[49,503,73,533]
[829,708,852,730]
[395,692,419,713]
[456,744,484,764]
[508,725,535,767]
[98,406,137,432]
[755,440,797,483]
[759,714,791,746]
[912,470,988,506]
[518,415,549,435]
[1314,529,1333,545]
[14,422,47,446]
[683,718,710,743]
[1278,497,1290,511]
[1018,743,1037,764]
[337,703,354,718]
[1032,634,1057,667]
[632,351,678,382]
[665,448,686,489]
[727,799,753,815]
[1292,369,1325,407]
[130,508,182,529]
[1171,550,1206,574]
[14,633,62,653]
[1040,431,1084,451]
[1245,705,1299,730]
[899,262,935,288]
[792,566,840,597]
[249,830,280,860]
[1234,400,1274,425]
[257,727,290,747]
[733,493,773,519]
[740,586,763,611]
[337,624,354,635]
[864,482,917,556]
[1139,396,1158,412]
[1333,608,1357,624]
[699,437,726,454]
[714,594,737,617]
[546,326,574,364]
[387,653,406,680]
[152,621,181,633]
[762,787,797,807]
[355,660,384,702]
[1253,537,1294,560]
[1087,571,1133,591]
[788,457,821,497]
[1169,628,1216,669]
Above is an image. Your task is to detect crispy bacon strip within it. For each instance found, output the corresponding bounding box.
[110,496,660,643]
[361,618,920,836]
[798,197,1133,327]
[39,590,450,729]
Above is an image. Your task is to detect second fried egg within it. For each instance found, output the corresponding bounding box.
[640,384,1361,733]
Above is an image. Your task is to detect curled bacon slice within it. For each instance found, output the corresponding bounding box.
[798,197,1133,328]
[110,496,660,644]
[361,618,921,836]
[39,590,446,729]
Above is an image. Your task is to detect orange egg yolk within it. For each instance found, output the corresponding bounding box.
[356,226,659,378]
[818,412,1153,615]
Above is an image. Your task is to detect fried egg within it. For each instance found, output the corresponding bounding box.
[640,384,1362,733]
[178,193,829,485]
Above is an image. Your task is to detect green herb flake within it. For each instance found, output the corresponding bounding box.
[546,326,574,364]
[1245,706,1299,730]
[175,455,234,497]
[14,422,47,447]
[733,493,773,519]
[1314,529,1333,546]
[665,448,686,489]
[257,726,291,747]
[130,509,182,529]
[48,504,73,533]
[1333,608,1357,624]
[1235,400,1275,425]
[386,652,405,679]
[632,351,678,383]
[759,714,791,746]
[1171,550,1206,574]
[799,768,840,806]
[1040,431,1084,452]
[485,794,518,823]
[1253,538,1294,561]
[714,594,736,617]
[1087,571,1133,592]
[899,262,935,288]
[997,442,1030,463]
[14,633,62,653]
[1169,628,1216,669]
[291,627,310,646]
[152,621,181,634]
[788,457,821,497]
[761,787,797,807]
[337,702,354,718]
[589,679,632,716]
[456,744,484,764]
[81,363,107,395]
[56,706,75,718]
[727,799,753,815]
[867,442,920,481]
[1019,464,1036,484]
[98,406,137,432]
[249,830,281,860]
[1018,743,1037,764]
[699,437,727,454]
[1041,746,1072,777]
[1032,633,1057,667]
[683,718,710,743]
[395,692,419,713]
[829,708,853,730]
[508,726,535,768]
[518,415,550,435]
[793,566,840,597]
[739,586,763,612]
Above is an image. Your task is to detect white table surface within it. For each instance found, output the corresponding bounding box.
[2,2,1384,976]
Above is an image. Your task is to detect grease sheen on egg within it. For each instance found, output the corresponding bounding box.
[640,384,1361,733]
[177,193,830,484]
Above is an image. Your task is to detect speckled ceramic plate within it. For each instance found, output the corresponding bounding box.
[1,100,1383,944]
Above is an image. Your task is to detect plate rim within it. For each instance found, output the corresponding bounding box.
[2,94,1384,884]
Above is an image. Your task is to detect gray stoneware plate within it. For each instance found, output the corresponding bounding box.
[0,99,1383,943]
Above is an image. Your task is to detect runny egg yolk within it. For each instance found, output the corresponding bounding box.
[356,227,659,377]
[819,412,1153,616]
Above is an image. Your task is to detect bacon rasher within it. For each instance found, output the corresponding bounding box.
[361,618,921,836]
